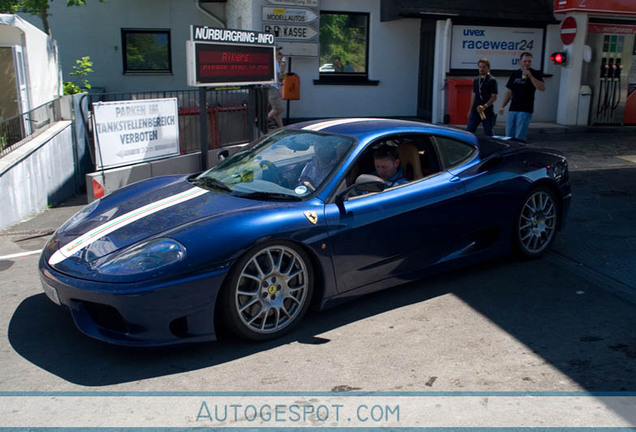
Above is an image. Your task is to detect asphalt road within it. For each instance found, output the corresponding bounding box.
[1,129,635,428]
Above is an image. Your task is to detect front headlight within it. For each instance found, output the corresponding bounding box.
[93,238,186,276]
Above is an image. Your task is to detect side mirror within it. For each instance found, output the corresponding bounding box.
[354,174,386,192]
[218,150,229,161]
[335,174,386,205]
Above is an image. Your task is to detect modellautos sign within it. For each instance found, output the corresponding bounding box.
[261,7,319,24]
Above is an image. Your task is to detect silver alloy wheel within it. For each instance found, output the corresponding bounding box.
[233,245,309,335]
[518,189,557,255]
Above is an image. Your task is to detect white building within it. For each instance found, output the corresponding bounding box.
[0,14,61,122]
[17,0,636,127]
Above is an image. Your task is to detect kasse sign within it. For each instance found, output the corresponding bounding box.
[263,24,318,41]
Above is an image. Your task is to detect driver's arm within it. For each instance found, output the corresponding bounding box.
[297,161,316,190]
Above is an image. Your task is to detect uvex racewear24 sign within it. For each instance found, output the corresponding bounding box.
[451,25,544,71]
[187,26,276,87]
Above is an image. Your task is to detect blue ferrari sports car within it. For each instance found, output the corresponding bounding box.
[39,118,571,345]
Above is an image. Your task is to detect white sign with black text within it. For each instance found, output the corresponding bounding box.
[262,7,318,24]
[93,98,180,170]
[451,25,544,70]
[268,0,318,6]
[263,23,318,41]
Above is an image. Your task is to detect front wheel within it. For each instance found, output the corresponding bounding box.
[219,242,313,341]
[514,187,559,258]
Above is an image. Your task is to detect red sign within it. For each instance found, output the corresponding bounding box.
[560,16,577,45]
[554,0,636,15]
[193,43,275,86]
[588,23,636,35]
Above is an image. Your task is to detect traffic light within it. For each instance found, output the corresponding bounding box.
[550,51,567,65]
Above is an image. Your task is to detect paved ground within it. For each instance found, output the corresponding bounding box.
[1,124,636,428]
[525,126,636,303]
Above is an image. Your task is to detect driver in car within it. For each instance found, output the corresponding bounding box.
[372,143,408,188]
[297,140,338,191]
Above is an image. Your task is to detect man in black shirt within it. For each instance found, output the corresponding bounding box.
[467,57,498,136]
[498,52,545,141]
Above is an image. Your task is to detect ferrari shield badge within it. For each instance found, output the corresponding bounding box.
[303,210,318,225]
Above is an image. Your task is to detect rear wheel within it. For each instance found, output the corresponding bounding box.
[514,187,559,258]
[220,242,313,341]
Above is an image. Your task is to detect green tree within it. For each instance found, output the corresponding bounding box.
[125,33,170,71]
[63,55,92,94]
[0,0,104,36]
[319,14,368,73]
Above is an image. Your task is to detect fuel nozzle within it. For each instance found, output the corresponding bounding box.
[601,57,608,78]
[615,58,622,76]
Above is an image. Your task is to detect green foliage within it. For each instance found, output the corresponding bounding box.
[0,0,102,12]
[0,118,12,152]
[0,129,7,153]
[319,14,368,73]
[0,0,104,35]
[63,56,93,95]
[125,33,170,71]
[0,0,45,12]
[0,0,19,13]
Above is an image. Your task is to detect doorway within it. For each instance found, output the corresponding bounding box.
[0,47,19,120]
[0,45,31,142]
[417,19,436,120]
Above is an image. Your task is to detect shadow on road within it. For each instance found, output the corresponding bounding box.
[8,256,636,389]
[552,167,636,291]
[7,276,444,387]
[455,258,636,391]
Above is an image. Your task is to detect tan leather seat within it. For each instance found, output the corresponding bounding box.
[398,142,422,180]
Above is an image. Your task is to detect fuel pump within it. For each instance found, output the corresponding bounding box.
[596,53,608,122]
[610,37,624,119]
[589,33,632,125]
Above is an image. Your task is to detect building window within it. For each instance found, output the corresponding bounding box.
[317,12,375,85]
[122,29,172,74]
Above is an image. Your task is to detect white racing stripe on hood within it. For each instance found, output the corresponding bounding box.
[48,187,208,266]
[302,118,378,131]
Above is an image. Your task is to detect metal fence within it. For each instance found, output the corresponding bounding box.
[0,99,62,158]
[84,88,264,156]
[1,87,268,162]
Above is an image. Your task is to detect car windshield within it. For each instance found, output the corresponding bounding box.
[193,129,355,199]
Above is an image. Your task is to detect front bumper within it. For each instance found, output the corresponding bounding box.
[39,260,229,346]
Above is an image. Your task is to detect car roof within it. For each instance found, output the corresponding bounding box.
[287,118,477,143]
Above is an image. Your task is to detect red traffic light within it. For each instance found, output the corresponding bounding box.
[550,51,567,65]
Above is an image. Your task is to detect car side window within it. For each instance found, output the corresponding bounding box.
[344,134,443,192]
[432,136,477,169]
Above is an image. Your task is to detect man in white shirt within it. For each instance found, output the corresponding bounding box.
[268,47,286,129]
